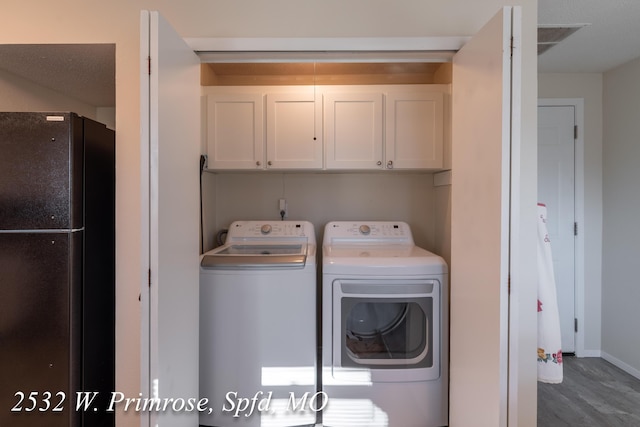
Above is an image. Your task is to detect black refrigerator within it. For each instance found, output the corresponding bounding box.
[0,112,115,426]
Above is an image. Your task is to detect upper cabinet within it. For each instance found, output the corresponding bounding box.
[206,90,322,170]
[266,92,323,169]
[324,92,383,169]
[324,87,445,170]
[206,93,264,169]
[204,84,449,172]
[385,89,444,170]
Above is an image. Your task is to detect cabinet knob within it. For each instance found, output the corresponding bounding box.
[256,161,261,166]
[267,161,272,166]
[377,161,382,166]
[387,160,394,169]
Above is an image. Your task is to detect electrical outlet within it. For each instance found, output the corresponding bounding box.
[279,198,287,219]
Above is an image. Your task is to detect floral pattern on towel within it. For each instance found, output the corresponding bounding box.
[537,204,564,383]
[537,347,563,365]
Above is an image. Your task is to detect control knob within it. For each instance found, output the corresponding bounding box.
[359,225,371,235]
[260,224,272,235]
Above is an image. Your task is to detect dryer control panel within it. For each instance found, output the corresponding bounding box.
[324,221,414,244]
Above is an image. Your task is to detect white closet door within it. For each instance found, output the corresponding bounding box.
[141,10,201,427]
[450,6,521,427]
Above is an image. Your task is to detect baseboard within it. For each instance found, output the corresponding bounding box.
[601,351,640,381]
[577,349,601,358]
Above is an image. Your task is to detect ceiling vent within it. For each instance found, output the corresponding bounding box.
[538,24,588,55]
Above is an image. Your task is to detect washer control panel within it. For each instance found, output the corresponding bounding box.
[324,221,413,244]
[227,220,314,240]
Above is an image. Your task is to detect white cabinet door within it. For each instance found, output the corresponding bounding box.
[324,92,383,169]
[385,90,444,169]
[206,93,264,169]
[266,92,322,169]
[141,10,201,427]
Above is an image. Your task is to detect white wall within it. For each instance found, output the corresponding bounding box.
[207,172,438,252]
[538,73,604,355]
[97,107,116,130]
[1,1,538,426]
[0,68,98,117]
[601,57,640,377]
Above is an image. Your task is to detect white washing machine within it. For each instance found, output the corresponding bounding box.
[200,220,317,427]
[321,221,448,427]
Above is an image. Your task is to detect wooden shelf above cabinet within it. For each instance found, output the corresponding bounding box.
[201,62,452,86]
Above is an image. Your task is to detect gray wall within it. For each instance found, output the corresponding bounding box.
[602,57,640,376]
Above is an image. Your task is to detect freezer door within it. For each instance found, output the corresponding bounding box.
[0,232,82,426]
[0,112,83,231]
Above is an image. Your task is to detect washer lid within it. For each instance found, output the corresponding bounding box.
[203,220,316,269]
[201,242,310,269]
[201,254,306,269]
[215,243,304,255]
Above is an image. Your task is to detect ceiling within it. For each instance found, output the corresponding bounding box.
[538,0,640,73]
[0,2,638,107]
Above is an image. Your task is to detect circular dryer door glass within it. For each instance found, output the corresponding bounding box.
[347,302,408,338]
[342,298,432,368]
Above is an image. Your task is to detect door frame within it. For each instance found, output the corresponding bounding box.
[143,13,530,426]
[538,98,586,356]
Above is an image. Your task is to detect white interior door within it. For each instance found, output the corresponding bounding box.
[538,105,576,353]
[141,10,201,427]
[451,6,519,427]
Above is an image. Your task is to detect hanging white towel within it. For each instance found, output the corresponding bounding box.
[537,203,564,383]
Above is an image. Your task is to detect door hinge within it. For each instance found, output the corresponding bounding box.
[148,269,152,287]
[148,56,151,75]
[574,222,578,236]
[574,125,578,140]
[574,318,578,333]
[508,274,511,294]
[510,36,514,58]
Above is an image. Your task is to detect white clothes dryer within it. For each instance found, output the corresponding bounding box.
[321,221,448,427]
[200,220,317,427]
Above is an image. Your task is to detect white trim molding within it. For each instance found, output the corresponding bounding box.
[602,352,640,381]
[185,37,468,63]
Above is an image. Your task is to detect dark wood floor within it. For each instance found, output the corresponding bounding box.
[538,356,640,426]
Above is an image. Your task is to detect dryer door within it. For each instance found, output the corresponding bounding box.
[331,279,441,382]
